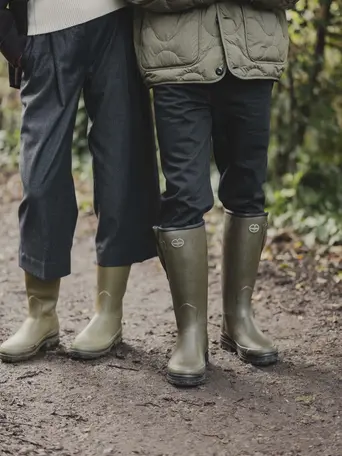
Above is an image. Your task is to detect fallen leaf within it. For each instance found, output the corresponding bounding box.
[295,395,315,405]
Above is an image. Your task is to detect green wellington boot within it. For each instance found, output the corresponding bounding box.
[0,273,60,363]
[69,266,130,360]
[155,224,208,386]
[220,211,278,366]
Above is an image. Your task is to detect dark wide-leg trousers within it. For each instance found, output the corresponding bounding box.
[153,72,273,228]
[19,9,159,280]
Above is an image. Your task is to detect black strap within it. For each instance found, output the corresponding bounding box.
[9,0,29,35]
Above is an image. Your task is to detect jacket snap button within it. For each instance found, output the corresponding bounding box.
[216,66,224,76]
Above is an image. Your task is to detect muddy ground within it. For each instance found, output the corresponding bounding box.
[0,176,341,456]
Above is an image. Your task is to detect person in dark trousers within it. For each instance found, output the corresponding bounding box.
[0,1,159,362]
[129,0,298,385]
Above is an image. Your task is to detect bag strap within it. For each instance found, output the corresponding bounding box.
[9,0,29,35]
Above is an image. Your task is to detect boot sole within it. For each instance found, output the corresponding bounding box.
[221,334,278,367]
[167,372,206,387]
[166,352,208,387]
[69,337,122,361]
[0,334,60,363]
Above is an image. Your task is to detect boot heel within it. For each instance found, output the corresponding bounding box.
[220,334,236,353]
[205,351,209,365]
[43,335,60,350]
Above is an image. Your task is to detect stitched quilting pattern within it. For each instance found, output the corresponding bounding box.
[135,2,289,86]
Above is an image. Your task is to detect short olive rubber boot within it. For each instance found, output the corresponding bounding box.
[155,223,208,386]
[220,211,278,366]
[69,266,130,360]
[0,273,60,363]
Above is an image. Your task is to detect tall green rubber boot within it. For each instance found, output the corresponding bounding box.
[0,273,60,363]
[70,266,130,360]
[155,223,208,386]
[221,211,278,366]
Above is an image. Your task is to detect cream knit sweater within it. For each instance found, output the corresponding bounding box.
[27,0,126,36]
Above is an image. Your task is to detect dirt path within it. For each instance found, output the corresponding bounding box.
[0,181,341,456]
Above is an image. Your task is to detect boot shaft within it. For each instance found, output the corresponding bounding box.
[155,224,208,328]
[155,224,209,384]
[96,266,130,314]
[220,212,278,365]
[69,266,130,359]
[222,212,267,318]
[25,273,60,318]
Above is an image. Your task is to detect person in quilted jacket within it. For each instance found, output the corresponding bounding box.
[0,1,159,363]
[129,0,298,386]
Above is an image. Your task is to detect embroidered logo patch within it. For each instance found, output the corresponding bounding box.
[249,224,260,234]
[171,238,185,248]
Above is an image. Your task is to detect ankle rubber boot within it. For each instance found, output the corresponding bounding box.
[0,273,60,363]
[155,223,208,386]
[220,211,278,366]
[70,266,130,360]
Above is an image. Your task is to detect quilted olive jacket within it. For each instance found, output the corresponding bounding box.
[130,0,296,87]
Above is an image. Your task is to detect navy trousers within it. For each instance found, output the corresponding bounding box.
[19,9,159,279]
[153,72,273,228]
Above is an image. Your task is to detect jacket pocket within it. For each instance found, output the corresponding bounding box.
[241,6,289,64]
[139,10,201,70]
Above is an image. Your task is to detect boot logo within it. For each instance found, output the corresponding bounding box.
[171,238,185,248]
[249,224,260,234]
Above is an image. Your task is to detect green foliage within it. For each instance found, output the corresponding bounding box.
[268,0,342,244]
[71,96,90,172]
[265,170,342,246]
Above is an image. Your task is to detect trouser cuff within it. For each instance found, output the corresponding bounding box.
[156,221,205,232]
[224,209,268,218]
[19,250,71,280]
